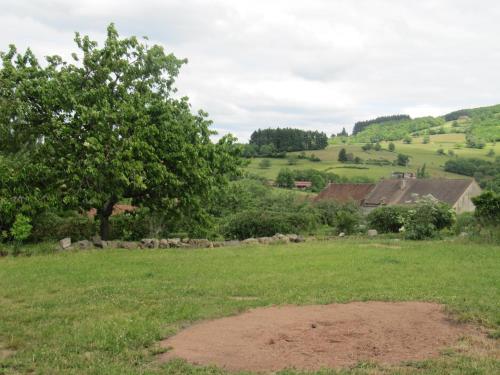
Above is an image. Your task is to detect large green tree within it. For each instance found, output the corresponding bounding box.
[0,24,241,239]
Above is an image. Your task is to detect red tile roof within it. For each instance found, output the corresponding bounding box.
[314,183,375,204]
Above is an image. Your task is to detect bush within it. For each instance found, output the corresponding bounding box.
[223,210,318,240]
[403,199,455,240]
[314,201,362,234]
[31,211,95,242]
[453,212,478,235]
[367,206,407,233]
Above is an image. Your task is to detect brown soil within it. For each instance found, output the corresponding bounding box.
[160,301,482,372]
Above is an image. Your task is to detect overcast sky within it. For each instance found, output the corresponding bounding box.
[2,0,500,141]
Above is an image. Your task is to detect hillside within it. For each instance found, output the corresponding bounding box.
[352,104,500,143]
[245,133,500,182]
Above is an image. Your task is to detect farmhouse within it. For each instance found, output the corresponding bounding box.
[316,178,481,213]
[314,183,376,205]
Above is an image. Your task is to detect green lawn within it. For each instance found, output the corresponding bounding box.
[246,133,500,181]
[1,239,499,374]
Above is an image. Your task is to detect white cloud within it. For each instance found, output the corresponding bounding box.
[2,0,500,140]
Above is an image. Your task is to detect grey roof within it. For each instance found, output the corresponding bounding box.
[363,179,475,206]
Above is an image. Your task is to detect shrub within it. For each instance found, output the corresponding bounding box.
[31,211,95,242]
[258,159,271,169]
[453,212,478,235]
[403,199,454,240]
[388,142,395,152]
[223,210,317,240]
[276,168,295,188]
[314,201,362,234]
[396,153,410,166]
[367,206,407,233]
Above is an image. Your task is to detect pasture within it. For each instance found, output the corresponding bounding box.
[246,133,500,181]
[1,239,499,374]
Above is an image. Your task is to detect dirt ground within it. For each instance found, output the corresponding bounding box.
[160,301,485,372]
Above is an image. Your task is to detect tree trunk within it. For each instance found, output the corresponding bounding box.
[98,198,117,240]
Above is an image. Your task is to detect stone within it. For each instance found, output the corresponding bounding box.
[141,238,159,249]
[338,232,345,237]
[242,238,259,245]
[119,241,139,249]
[258,237,272,244]
[272,233,290,243]
[287,234,299,242]
[92,235,108,248]
[212,241,225,248]
[167,238,181,247]
[367,229,378,237]
[106,241,120,249]
[75,240,93,250]
[59,237,71,250]
[224,240,241,247]
[159,239,170,249]
[189,239,213,248]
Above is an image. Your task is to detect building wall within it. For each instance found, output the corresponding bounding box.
[453,181,482,214]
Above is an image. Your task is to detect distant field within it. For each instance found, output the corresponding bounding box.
[246,133,500,181]
[1,239,499,374]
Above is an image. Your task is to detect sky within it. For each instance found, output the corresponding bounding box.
[2,0,500,141]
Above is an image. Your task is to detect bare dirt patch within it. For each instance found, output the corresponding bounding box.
[160,301,485,372]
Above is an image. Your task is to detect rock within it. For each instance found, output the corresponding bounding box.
[287,234,299,242]
[59,237,71,250]
[272,233,290,243]
[141,238,159,249]
[258,237,272,244]
[106,241,120,249]
[367,229,378,237]
[167,238,181,247]
[242,238,259,245]
[75,240,93,250]
[224,240,241,247]
[189,239,213,248]
[181,238,190,244]
[212,241,225,248]
[92,235,108,248]
[338,232,345,237]
[119,241,139,249]
[159,239,170,248]
[459,232,468,237]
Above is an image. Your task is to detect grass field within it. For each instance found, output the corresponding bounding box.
[1,239,499,374]
[246,133,500,181]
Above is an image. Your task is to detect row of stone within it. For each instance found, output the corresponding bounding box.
[59,233,306,251]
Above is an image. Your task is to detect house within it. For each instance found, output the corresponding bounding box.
[313,183,376,205]
[294,181,312,189]
[315,177,481,213]
[363,178,481,213]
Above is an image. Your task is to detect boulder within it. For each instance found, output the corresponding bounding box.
[159,239,170,249]
[338,232,345,237]
[224,240,241,247]
[119,241,140,249]
[59,237,71,250]
[75,240,93,250]
[242,238,259,245]
[141,238,159,249]
[106,241,120,249]
[367,229,378,237]
[167,238,181,247]
[212,241,225,248]
[258,237,272,244]
[92,235,108,248]
[189,239,213,248]
[272,233,290,243]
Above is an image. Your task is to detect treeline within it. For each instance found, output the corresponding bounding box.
[444,109,471,122]
[352,115,411,135]
[444,157,500,192]
[249,128,329,153]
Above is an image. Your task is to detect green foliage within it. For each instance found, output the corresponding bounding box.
[396,153,410,166]
[31,211,95,242]
[0,24,241,240]
[436,148,446,155]
[314,201,362,234]
[361,143,372,151]
[10,214,32,243]
[403,135,412,144]
[388,142,395,152]
[466,133,485,149]
[444,158,500,192]
[472,191,500,226]
[404,199,455,240]
[287,156,298,165]
[338,148,348,162]
[352,114,411,135]
[258,159,271,169]
[309,174,326,192]
[367,206,406,233]
[487,149,495,157]
[444,109,471,121]
[416,164,428,178]
[249,128,328,153]
[275,168,295,188]
[453,212,478,235]
[422,134,430,144]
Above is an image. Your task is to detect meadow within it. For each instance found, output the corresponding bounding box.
[1,239,499,374]
[245,133,500,181]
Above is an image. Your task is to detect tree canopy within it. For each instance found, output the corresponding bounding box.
[0,24,241,239]
[249,128,328,153]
